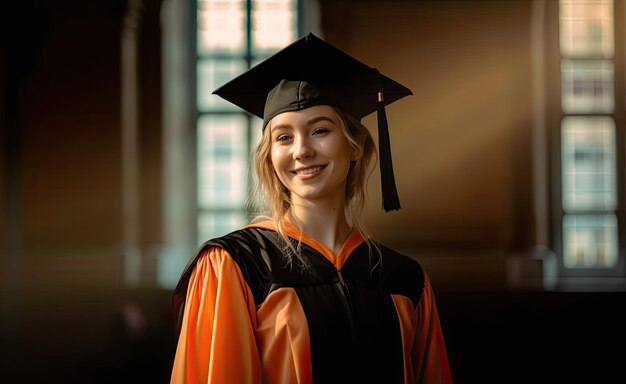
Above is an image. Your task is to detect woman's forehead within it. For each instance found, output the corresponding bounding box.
[270,105,340,128]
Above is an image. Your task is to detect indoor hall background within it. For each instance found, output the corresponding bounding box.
[1,0,625,383]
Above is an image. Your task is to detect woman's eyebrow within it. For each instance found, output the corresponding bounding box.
[307,116,336,125]
[272,116,335,132]
[271,123,292,132]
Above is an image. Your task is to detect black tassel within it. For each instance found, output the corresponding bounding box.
[377,91,401,211]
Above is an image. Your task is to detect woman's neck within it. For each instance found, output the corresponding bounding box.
[286,198,351,255]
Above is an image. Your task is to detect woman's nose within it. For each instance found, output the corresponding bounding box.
[293,136,314,160]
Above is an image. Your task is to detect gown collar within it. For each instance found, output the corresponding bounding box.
[245,220,367,268]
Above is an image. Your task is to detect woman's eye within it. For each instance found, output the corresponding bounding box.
[275,134,292,142]
[312,128,330,136]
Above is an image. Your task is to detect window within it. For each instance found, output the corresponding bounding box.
[196,0,299,242]
[554,0,624,282]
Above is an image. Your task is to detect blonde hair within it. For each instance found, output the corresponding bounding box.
[246,107,377,266]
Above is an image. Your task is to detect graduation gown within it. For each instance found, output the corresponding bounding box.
[171,221,452,384]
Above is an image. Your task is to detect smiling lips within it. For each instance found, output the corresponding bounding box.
[293,165,327,176]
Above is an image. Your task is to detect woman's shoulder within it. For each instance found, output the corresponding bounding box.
[371,241,426,305]
[176,225,277,285]
[173,226,280,318]
[207,225,280,255]
[374,241,423,270]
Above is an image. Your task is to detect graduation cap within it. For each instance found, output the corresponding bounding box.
[213,33,412,212]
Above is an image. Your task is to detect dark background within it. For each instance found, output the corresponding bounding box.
[1,1,625,383]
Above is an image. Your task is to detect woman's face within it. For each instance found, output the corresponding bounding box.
[269,105,352,207]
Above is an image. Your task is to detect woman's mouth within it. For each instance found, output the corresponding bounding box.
[293,165,326,175]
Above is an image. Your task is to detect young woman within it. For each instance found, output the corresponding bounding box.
[171,33,452,384]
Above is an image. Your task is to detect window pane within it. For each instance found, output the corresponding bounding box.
[197,0,246,55]
[198,115,248,208]
[559,0,613,58]
[198,211,247,241]
[250,116,264,149]
[561,59,614,113]
[561,116,616,211]
[563,214,618,268]
[251,0,298,55]
[197,59,247,111]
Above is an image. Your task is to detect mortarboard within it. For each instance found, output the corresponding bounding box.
[213,33,412,212]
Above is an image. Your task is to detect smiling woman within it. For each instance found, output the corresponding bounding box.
[170,33,452,384]
[269,106,353,220]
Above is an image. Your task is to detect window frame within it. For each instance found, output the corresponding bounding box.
[548,0,626,282]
